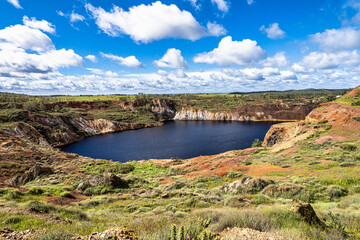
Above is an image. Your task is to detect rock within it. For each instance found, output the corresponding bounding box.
[291,200,326,228]
[74,227,137,240]
[89,173,128,188]
[151,99,177,121]
[9,165,54,186]
[161,193,169,198]
[222,177,273,194]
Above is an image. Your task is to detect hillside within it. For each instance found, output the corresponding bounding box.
[0,88,359,239]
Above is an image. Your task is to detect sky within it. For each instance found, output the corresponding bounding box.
[0,0,360,95]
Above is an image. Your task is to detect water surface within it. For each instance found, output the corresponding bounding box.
[61,121,275,162]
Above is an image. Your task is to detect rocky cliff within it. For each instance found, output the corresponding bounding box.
[174,104,315,121]
[4,112,162,147]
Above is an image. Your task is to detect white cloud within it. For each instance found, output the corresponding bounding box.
[22,16,56,34]
[101,53,143,68]
[260,23,286,39]
[0,25,54,53]
[70,13,85,23]
[154,48,188,69]
[247,0,254,5]
[0,46,83,73]
[193,36,266,67]
[86,68,118,77]
[310,28,360,50]
[7,0,22,9]
[85,55,97,62]
[295,50,360,70]
[184,0,200,9]
[261,52,289,67]
[0,23,83,75]
[86,1,226,43]
[211,0,230,13]
[206,22,227,36]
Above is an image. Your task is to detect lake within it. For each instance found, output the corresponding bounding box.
[60,121,275,162]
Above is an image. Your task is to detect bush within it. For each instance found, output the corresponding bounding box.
[341,144,357,151]
[28,187,44,195]
[326,185,348,200]
[34,231,72,240]
[2,189,23,200]
[252,139,263,148]
[4,216,22,224]
[60,191,75,199]
[227,171,243,179]
[251,194,272,205]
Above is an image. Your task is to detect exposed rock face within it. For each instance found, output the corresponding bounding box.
[174,104,315,121]
[89,173,128,188]
[4,122,49,146]
[151,99,177,121]
[263,122,304,147]
[3,111,162,147]
[9,165,54,186]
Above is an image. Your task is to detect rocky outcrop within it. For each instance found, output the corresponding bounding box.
[3,112,162,147]
[151,99,177,121]
[9,165,54,186]
[222,177,273,194]
[89,173,128,188]
[263,122,305,147]
[292,200,326,228]
[174,104,315,121]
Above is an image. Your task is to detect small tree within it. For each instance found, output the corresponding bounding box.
[251,139,263,148]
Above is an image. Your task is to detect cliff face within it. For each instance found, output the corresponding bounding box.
[174,104,315,121]
[4,113,162,147]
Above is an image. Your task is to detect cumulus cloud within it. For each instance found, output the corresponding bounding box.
[85,1,226,43]
[211,0,230,13]
[58,11,85,23]
[295,50,360,70]
[86,68,118,77]
[154,49,188,69]
[206,22,227,36]
[261,52,289,68]
[0,23,83,75]
[22,16,55,34]
[193,36,266,67]
[85,55,97,62]
[7,0,22,9]
[260,23,286,39]
[0,24,54,53]
[247,0,254,5]
[310,28,360,50]
[101,53,143,68]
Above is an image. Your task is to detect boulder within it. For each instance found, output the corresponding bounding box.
[291,200,326,228]
[89,173,128,188]
[222,177,273,194]
[9,165,54,186]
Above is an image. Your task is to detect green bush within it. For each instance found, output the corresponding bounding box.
[227,171,243,179]
[34,231,72,240]
[326,185,348,200]
[28,187,44,195]
[252,139,263,148]
[341,144,358,151]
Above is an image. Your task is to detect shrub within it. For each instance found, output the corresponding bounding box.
[353,117,360,122]
[34,231,72,240]
[28,187,44,195]
[251,194,272,205]
[2,189,23,200]
[4,216,22,224]
[60,191,75,199]
[252,139,263,148]
[341,144,357,151]
[326,185,348,200]
[227,171,243,179]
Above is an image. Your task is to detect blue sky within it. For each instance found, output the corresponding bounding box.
[0,0,359,95]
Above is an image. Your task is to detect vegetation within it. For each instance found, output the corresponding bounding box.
[0,88,359,239]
